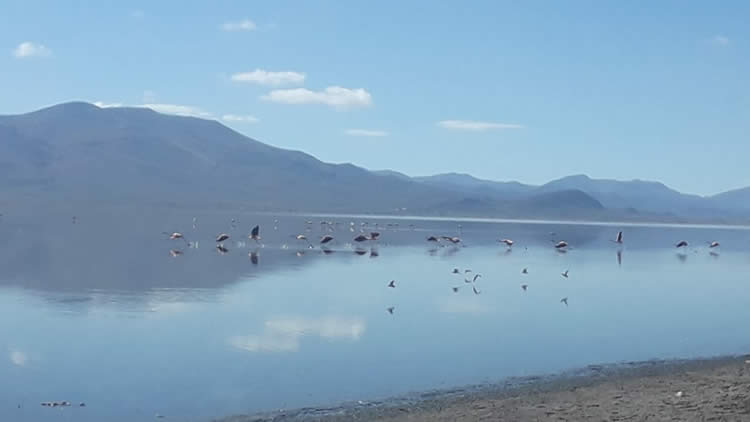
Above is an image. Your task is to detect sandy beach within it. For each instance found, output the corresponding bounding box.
[218,355,750,422]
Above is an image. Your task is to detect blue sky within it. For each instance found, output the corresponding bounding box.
[2,1,748,196]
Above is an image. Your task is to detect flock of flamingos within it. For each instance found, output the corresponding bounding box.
[161,218,723,308]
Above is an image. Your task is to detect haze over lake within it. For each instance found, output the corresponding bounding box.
[1,211,749,421]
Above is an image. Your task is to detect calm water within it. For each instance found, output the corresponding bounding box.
[1,210,749,421]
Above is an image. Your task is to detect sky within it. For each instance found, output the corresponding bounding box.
[1,1,748,196]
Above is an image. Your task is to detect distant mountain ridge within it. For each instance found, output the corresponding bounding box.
[1,102,747,222]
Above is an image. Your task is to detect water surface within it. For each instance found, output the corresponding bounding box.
[1,210,749,421]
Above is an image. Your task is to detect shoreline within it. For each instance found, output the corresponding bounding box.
[216,354,750,421]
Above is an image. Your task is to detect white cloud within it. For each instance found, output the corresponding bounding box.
[262,86,373,110]
[9,350,27,367]
[13,41,51,58]
[140,103,213,118]
[710,35,729,46]
[344,129,388,137]
[231,69,306,86]
[230,316,365,353]
[93,101,124,108]
[94,100,258,123]
[437,120,524,131]
[222,114,259,123]
[221,19,257,31]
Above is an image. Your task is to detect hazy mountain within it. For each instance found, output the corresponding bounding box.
[710,187,750,211]
[0,102,457,213]
[1,102,746,222]
[413,173,534,200]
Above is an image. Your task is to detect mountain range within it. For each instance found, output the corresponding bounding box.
[0,102,747,222]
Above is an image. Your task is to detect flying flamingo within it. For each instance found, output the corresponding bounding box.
[248,225,261,243]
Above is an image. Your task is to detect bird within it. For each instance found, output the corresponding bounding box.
[369,232,381,240]
[387,280,396,288]
[472,285,481,295]
[166,232,189,245]
[561,270,569,278]
[249,225,261,242]
[216,233,230,243]
[560,297,568,306]
[708,241,720,248]
[522,267,528,274]
[452,286,460,293]
[442,236,461,244]
[521,284,528,291]
[386,306,395,315]
[464,269,472,273]
[675,240,689,248]
[612,231,623,244]
[426,236,440,242]
[499,238,514,247]
[554,241,568,249]
[295,234,313,248]
[216,245,229,254]
[466,274,482,283]
[320,235,334,244]
[353,234,369,242]
[249,251,259,265]
[169,249,183,257]
[451,268,460,274]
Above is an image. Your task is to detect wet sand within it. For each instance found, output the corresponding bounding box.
[218,355,750,421]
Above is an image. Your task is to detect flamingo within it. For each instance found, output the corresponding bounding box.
[675,240,688,248]
[499,239,514,247]
[320,235,334,244]
[560,297,568,306]
[387,280,396,288]
[216,233,230,243]
[554,241,568,249]
[386,306,395,315]
[521,267,528,274]
[708,241,720,248]
[426,236,440,242]
[561,270,569,278]
[612,231,623,244]
[369,232,381,240]
[248,225,261,243]
[166,232,189,246]
[169,249,183,257]
[295,234,313,248]
[442,236,461,244]
[452,268,460,274]
[216,244,229,254]
[353,234,369,242]
[521,284,528,291]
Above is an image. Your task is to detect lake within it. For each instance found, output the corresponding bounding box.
[1,210,749,421]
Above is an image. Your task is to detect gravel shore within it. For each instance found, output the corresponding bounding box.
[217,355,750,422]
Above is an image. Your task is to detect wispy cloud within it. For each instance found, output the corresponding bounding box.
[221,19,257,31]
[9,350,27,367]
[229,316,365,353]
[94,101,213,118]
[222,114,259,123]
[262,86,373,110]
[231,69,306,86]
[94,100,258,123]
[93,101,124,108]
[13,41,51,58]
[437,120,523,131]
[344,129,388,137]
[141,103,213,118]
[710,35,729,46]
